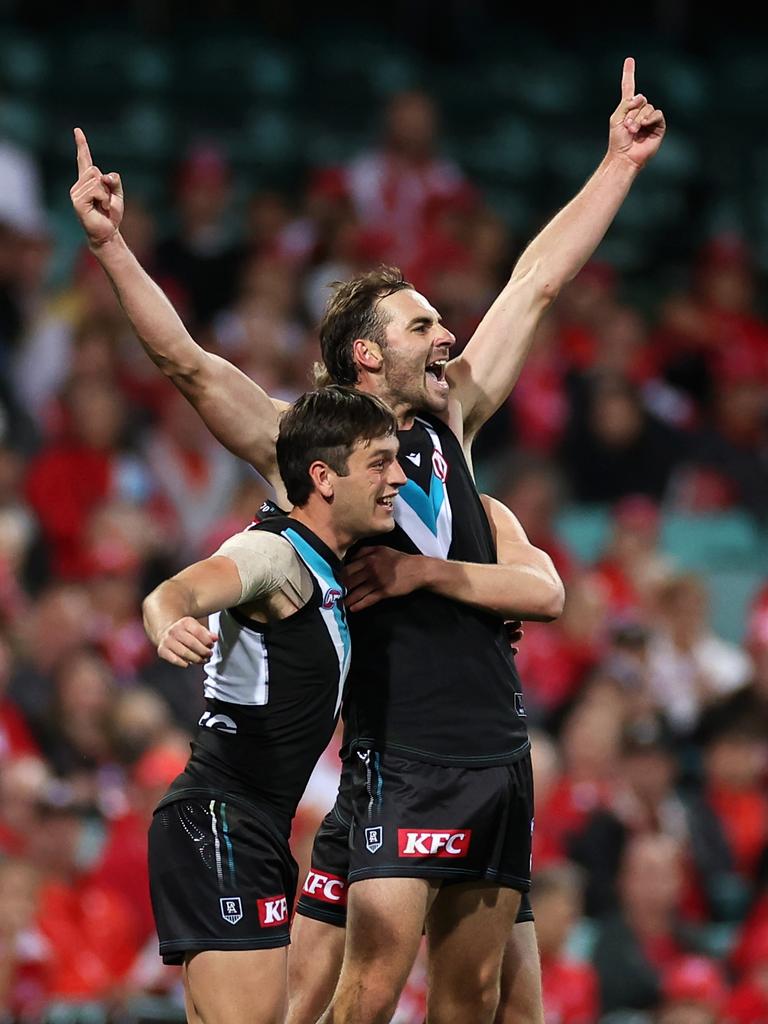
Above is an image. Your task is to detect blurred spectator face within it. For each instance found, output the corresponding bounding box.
[715,377,766,441]
[619,834,683,917]
[556,260,617,325]
[560,698,622,778]
[656,575,708,646]
[609,496,661,560]
[704,731,767,789]
[22,584,93,671]
[70,317,119,383]
[701,263,753,314]
[110,688,172,764]
[55,650,113,721]
[237,255,297,318]
[559,572,607,642]
[65,379,124,450]
[27,806,83,879]
[656,1006,716,1024]
[499,463,561,537]
[594,307,647,375]
[177,145,230,228]
[589,379,644,447]
[532,867,583,958]
[623,744,676,806]
[384,91,438,160]
[247,191,290,249]
[0,859,41,938]
[0,757,51,836]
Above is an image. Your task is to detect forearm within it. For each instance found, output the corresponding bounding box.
[421,551,565,621]
[512,154,639,295]
[142,579,203,646]
[91,232,204,379]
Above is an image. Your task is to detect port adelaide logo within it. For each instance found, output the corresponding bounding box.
[365,826,383,853]
[220,896,243,924]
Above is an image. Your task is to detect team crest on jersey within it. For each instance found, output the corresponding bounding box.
[220,896,243,924]
[431,449,449,482]
[322,588,344,609]
[365,826,383,853]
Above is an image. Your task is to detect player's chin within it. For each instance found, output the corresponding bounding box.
[422,381,450,412]
[369,506,396,533]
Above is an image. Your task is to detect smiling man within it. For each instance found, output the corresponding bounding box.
[142,387,404,1024]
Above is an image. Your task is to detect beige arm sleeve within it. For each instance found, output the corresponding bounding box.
[213,531,314,607]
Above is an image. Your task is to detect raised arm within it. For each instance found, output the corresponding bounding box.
[70,128,288,486]
[448,58,666,440]
[344,494,564,620]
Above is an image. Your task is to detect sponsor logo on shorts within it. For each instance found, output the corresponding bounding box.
[514,693,526,716]
[398,829,472,858]
[365,826,383,853]
[322,588,344,609]
[432,449,449,482]
[302,869,348,905]
[257,895,288,927]
[220,896,243,924]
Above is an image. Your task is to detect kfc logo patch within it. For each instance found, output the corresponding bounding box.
[398,829,472,857]
[257,895,288,927]
[302,869,348,905]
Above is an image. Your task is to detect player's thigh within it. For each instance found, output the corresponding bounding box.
[495,920,544,1024]
[286,914,346,1024]
[426,880,522,982]
[184,948,287,1024]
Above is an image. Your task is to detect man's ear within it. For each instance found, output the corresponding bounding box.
[308,460,335,500]
[353,338,384,372]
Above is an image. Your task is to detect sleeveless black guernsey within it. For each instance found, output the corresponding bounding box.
[344,413,529,767]
[161,517,350,836]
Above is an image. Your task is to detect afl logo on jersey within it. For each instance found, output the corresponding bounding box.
[431,449,448,482]
[322,588,344,609]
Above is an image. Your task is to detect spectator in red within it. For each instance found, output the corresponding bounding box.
[0,858,51,1021]
[725,919,768,1023]
[591,834,702,1014]
[685,725,768,921]
[569,718,689,918]
[25,378,153,578]
[657,955,729,1024]
[0,632,38,762]
[339,90,469,266]
[591,494,673,621]
[528,864,600,1024]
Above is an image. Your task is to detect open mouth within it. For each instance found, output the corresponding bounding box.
[376,494,396,511]
[425,358,448,387]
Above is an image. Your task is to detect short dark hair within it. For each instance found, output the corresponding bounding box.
[319,266,413,386]
[277,386,397,507]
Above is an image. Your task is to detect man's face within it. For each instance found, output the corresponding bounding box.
[331,435,406,540]
[376,290,455,415]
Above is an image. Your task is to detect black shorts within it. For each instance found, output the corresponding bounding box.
[149,794,298,964]
[296,756,534,927]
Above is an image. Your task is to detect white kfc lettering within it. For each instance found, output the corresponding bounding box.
[398,829,471,858]
[257,895,288,926]
[302,870,347,904]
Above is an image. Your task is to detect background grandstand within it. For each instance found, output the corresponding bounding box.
[0,5,766,1022]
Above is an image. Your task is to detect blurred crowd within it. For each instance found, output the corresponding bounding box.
[0,84,766,1024]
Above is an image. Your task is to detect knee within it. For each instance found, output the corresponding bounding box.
[331,976,400,1024]
[431,974,500,1023]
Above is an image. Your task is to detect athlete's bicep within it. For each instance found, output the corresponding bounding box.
[480,495,530,550]
[214,531,313,607]
[169,556,246,618]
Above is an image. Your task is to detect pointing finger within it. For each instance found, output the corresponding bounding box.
[74,127,94,176]
[621,56,636,101]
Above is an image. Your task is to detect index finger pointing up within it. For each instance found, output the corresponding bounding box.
[621,57,636,100]
[74,127,93,174]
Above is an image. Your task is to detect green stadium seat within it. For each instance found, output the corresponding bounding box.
[555,506,611,563]
[0,34,49,92]
[661,512,763,570]
[462,116,540,185]
[0,98,46,151]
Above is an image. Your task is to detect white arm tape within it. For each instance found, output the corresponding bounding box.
[213,531,313,606]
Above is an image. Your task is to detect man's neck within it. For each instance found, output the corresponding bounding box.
[288,506,350,560]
